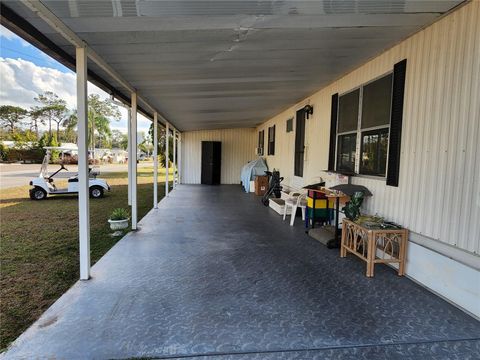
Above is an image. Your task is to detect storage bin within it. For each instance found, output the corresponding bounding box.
[306,197,334,220]
[268,198,292,215]
[254,175,269,196]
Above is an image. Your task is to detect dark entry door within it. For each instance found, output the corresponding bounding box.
[294,109,306,177]
[201,141,221,185]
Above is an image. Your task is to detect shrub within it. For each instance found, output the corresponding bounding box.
[109,208,129,221]
[4,148,44,163]
[0,143,8,161]
[38,133,59,162]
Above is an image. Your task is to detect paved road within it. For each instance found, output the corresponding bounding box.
[0,163,150,190]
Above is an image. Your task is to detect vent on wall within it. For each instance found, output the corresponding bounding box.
[286,118,293,132]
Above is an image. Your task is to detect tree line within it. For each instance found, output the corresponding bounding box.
[0,91,127,150]
[0,91,173,163]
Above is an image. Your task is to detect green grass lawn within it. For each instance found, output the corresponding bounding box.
[0,168,171,350]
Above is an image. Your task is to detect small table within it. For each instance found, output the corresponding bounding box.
[305,188,349,248]
[340,219,408,277]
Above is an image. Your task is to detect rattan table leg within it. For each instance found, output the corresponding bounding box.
[367,232,375,277]
[340,222,347,258]
[398,230,408,276]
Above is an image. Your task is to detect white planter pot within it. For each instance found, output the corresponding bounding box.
[108,218,129,231]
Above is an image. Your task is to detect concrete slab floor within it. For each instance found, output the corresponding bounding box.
[2,185,479,360]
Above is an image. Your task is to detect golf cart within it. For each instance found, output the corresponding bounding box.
[29,147,110,200]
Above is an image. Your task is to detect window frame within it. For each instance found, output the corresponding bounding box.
[335,72,393,178]
[267,125,275,155]
[359,127,390,177]
[337,88,360,134]
[258,130,264,155]
[336,133,357,174]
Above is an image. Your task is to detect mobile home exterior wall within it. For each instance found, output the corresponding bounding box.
[256,2,479,315]
[181,128,256,184]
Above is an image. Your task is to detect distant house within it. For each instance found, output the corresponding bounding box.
[99,148,128,163]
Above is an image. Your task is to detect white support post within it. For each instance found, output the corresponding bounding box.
[153,112,158,209]
[173,128,177,189]
[131,93,138,230]
[127,107,132,206]
[165,122,169,197]
[178,133,181,184]
[76,46,90,280]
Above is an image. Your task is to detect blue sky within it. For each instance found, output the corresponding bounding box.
[0,25,151,135]
[0,28,70,73]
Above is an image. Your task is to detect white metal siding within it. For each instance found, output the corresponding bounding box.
[257,1,480,255]
[181,128,257,184]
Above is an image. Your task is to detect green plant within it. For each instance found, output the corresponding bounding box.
[356,215,384,227]
[0,142,8,161]
[109,208,129,221]
[342,191,365,221]
[38,133,59,162]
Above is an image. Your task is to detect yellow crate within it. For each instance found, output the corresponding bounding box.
[307,197,335,209]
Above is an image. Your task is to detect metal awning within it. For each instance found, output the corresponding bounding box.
[1,0,465,131]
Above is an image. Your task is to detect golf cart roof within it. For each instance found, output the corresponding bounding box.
[44,145,78,151]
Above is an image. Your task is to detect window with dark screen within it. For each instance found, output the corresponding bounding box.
[258,130,264,155]
[267,125,275,155]
[337,133,357,173]
[360,129,389,176]
[361,74,393,129]
[335,73,393,177]
[359,74,392,176]
[338,89,360,133]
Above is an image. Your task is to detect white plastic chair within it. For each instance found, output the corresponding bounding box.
[283,192,307,226]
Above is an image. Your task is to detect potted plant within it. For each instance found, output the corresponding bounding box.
[108,208,129,235]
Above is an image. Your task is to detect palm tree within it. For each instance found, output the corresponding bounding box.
[63,94,120,155]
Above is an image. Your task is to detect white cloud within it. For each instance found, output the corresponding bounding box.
[1,57,76,109]
[0,27,17,41]
[1,26,32,48]
[0,57,152,134]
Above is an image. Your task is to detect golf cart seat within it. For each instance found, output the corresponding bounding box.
[67,167,96,183]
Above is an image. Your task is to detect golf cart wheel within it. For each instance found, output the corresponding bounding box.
[30,187,47,200]
[89,186,104,199]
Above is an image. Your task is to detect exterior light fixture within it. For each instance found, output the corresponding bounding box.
[304,104,314,119]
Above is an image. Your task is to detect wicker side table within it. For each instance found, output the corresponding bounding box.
[340,219,408,277]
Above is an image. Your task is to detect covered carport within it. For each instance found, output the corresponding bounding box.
[1,1,479,359]
[1,0,467,278]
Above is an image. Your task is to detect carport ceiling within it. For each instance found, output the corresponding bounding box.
[3,0,465,131]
